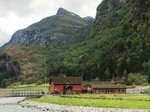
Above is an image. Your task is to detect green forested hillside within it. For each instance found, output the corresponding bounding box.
[46,0,150,82]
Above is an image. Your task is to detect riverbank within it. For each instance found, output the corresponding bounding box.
[20,100,150,112]
[0,97,26,104]
[0,97,51,112]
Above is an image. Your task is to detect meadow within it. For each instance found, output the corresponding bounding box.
[30,94,150,109]
[0,84,49,91]
[62,94,150,101]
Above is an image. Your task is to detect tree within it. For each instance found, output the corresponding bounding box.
[126,73,147,85]
[1,79,10,88]
[104,67,111,80]
[122,69,128,83]
[143,61,150,83]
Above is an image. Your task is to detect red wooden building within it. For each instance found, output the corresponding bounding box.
[49,76,126,94]
[49,76,82,94]
[82,81,126,94]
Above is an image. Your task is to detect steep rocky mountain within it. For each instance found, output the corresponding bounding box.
[83,16,95,24]
[1,8,94,51]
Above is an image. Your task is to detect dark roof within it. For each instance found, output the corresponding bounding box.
[82,81,126,89]
[51,76,82,84]
[82,81,114,85]
[92,85,126,89]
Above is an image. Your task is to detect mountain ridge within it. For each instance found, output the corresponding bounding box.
[0,8,94,52]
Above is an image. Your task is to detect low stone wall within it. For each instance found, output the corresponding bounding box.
[20,101,150,112]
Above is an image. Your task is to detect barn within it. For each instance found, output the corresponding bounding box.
[82,81,126,94]
[49,76,82,94]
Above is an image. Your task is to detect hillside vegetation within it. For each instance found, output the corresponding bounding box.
[46,0,150,82]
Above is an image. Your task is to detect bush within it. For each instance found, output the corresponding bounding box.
[126,73,148,85]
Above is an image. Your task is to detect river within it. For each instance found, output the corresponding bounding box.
[0,97,51,112]
[0,105,51,112]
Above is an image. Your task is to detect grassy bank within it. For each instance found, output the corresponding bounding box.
[0,84,49,91]
[30,94,150,109]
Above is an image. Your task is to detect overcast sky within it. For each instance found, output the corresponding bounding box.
[0,0,102,47]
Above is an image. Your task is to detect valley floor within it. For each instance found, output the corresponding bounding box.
[0,84,150,110]
[20,100,150,112]
[28,94,150,109]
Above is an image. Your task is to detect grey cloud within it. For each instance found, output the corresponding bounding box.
[0,0,34,17]
[0,0,102,18]
[0,29,11,47]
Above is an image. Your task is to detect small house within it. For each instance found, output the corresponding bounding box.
[49,76,82,94]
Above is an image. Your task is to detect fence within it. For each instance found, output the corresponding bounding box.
[0,90,44,97]
[127,88,150,94]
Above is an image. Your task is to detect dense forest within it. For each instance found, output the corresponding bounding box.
[0,0,150,87]
[45,0,150,83]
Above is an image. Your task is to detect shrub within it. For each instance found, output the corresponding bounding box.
[126,73,148,85]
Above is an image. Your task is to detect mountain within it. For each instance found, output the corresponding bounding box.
[45,0,150,82]
[83,16,95,24]
[1,8,94,51]
[61,0,150,81]
[0,0,150,86]
[0,8,94,86]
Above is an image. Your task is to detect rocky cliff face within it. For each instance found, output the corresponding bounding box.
[83,16,95,24]
[1,8,94,51]
[7,29,55,46]
[56,8,80,18]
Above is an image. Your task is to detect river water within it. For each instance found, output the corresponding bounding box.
[0,105,50,112]
[0,97,50,112]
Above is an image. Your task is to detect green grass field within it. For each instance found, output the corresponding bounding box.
[0,84,49,91]
[30,94,150,109]
[62,94,150,101]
